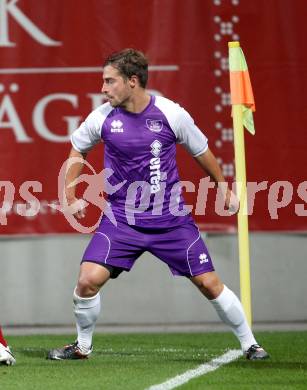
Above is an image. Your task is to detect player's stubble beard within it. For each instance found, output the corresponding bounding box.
[109,79,132,109]
[108,92,131,109]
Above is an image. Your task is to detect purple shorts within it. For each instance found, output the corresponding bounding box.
[82,217,215,277]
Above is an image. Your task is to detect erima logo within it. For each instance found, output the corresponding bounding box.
[150,140,162,157]
[199,253,208,264]
[146,119,163,133]
[111,120,124,133]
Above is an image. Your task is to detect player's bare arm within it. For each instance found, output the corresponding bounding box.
[194,148,225,183]
[65,147,88,219]
[194,148,239,211]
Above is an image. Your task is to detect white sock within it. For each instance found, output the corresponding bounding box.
[73,288,101,353]
[210,285,257,351]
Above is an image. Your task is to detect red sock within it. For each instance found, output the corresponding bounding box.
[0,327,8,347]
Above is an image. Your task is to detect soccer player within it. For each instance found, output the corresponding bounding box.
[0,326,15,365]
[47,49,268,361]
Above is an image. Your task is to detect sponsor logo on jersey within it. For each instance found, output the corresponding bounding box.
[150,139,162,157]
[111,120,124,133]
[199,253,209,264]
[146,119,163,133]
[149,140,162,193]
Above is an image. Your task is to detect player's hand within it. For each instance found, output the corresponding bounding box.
[225,188,240,213]
[63,196,87,219]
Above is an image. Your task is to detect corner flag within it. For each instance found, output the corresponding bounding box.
[229,41,255,135]
[228,41,255,326]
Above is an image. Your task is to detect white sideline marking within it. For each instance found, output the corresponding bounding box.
[146,349,242,390]
[0,65,179,74]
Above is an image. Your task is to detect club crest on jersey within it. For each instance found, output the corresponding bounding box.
[146,119,163,133]
[111,120,124,133]
[150,140,162,157]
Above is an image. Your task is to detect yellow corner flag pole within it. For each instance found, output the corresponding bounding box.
[228,41,256,326]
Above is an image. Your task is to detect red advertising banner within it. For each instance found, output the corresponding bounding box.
[0,0,306,234]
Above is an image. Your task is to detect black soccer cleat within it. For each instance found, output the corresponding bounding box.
[47,341,92,360]
[245,344,269,360]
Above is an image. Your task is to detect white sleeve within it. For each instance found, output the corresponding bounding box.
[154,96,208,157]
[175,107,208,157]
[71,103,113,153]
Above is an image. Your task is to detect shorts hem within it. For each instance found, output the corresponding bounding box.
[170,266,215,278]
[81,259,131,272]
[189,266,215,277]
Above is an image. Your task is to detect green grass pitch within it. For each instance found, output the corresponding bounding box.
[1,331,306,389]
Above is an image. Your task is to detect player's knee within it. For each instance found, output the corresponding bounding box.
[191,272,223,299]
[76,277,100,297]
[76,262,111,297]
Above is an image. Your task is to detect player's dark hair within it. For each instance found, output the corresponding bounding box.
[103,48,148,88]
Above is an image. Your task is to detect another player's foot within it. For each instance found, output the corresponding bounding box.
[0,343,16,366]
[47,342,92,360]
[245,344,269,360]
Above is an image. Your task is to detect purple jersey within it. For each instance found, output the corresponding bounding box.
[71,95,208,228]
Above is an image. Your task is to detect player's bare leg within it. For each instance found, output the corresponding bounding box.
[76,261,111,297]
[47,263,110,360]
[190,271,223,299]
[190,271,269,360]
